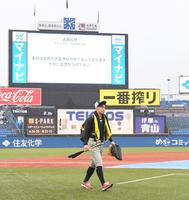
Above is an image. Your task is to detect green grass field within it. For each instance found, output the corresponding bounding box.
[0,147,189,200]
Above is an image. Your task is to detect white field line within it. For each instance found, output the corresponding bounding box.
[116,174,175,185]
[174,173,189,176]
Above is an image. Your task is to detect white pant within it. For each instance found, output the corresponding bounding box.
[88,138,103,167]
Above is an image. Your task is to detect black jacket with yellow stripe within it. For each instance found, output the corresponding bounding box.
[82,111,112,145]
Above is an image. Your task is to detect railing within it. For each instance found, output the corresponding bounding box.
[168,128,189,135]
[0,129,26,137]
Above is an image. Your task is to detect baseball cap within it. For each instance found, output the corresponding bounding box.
[94,100,107,108]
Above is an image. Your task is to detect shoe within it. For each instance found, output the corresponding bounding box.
[81,181,93,190]
[101,182,113,191]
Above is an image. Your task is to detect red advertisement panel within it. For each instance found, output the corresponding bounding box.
[0,88,41,105]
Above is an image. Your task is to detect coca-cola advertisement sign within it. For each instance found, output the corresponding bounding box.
[0,88,41,105]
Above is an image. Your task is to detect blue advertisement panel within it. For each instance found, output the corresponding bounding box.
[1,136,189,148]
[0,105,23,137]
[135,116,165,134]
[12,32,27,83]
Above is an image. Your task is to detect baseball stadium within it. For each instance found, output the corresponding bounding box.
[1,2,189,200]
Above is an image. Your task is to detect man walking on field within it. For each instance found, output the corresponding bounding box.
[81,100,115,191]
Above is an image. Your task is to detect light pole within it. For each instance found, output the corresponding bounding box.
[167,78,171,104]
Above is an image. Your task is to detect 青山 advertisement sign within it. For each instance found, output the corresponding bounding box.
[57,109,134,135]
[134,116,166,134]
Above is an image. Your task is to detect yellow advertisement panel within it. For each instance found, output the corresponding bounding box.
[100,89,160,106]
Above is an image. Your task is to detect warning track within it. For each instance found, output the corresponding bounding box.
[0,151,189,168]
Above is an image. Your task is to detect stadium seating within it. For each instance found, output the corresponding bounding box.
[166,116,189,135]
[166,117,189,129]
[170,129,189,135]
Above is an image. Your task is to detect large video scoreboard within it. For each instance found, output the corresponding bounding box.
[9,30,128,107]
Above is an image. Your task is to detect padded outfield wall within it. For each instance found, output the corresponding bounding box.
[0,135,189,148]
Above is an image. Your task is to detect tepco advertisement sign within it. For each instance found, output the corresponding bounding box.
[57,109,133,135]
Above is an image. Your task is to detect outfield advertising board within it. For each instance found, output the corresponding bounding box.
[100,89,160,106]
[135,116,166,134]
[0,87,41,105]
[25,106,57,135]
[0,105,56,136]
[57,109,134,135]
[1,136,189,148]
